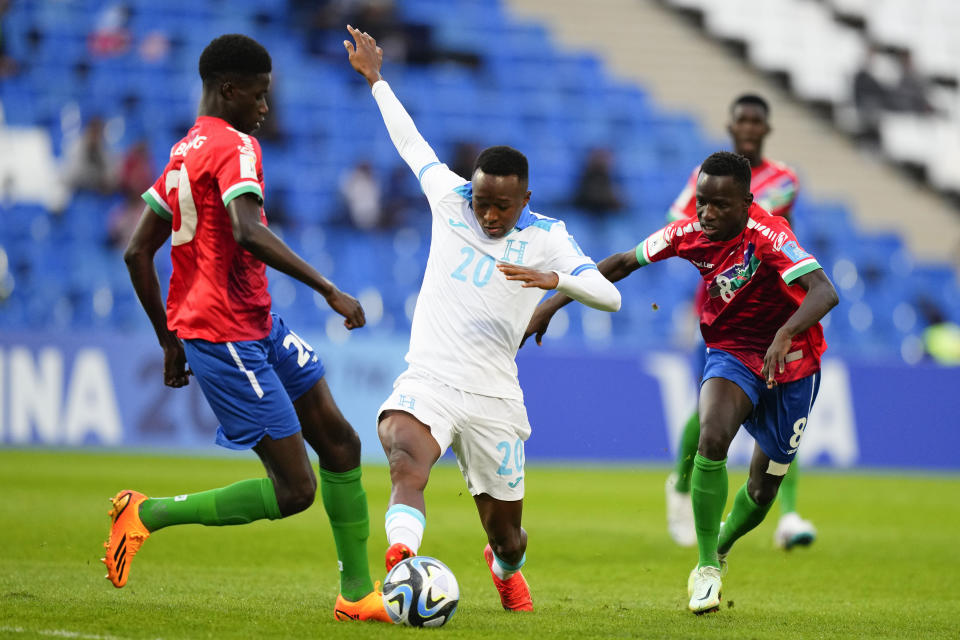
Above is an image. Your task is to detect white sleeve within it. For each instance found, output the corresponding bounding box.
[554,268,621,312]
[370,80,465,205]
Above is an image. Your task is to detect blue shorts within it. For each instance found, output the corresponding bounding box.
[183,313,325,450]
[701,348,820,464]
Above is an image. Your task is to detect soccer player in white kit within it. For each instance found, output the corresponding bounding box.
[345,26,621,611]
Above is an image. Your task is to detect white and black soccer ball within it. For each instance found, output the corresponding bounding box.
[382,556,459,627]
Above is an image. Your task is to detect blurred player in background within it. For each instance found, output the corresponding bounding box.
[344,26,621,612]
[524,151,838,613]
[664,95,817,552]
[105,34,391,623]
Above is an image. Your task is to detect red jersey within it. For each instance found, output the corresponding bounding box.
[142,116,272,342]
[668,158,799,221]
[636,204,825,382]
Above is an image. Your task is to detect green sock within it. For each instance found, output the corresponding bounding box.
[691,454,727,569]
[718,483,773,555]
[138,478,282,532]
[320,466,374,601]
[778,459,799,515]
[673,411,701,493]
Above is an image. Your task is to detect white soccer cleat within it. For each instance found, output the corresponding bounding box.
[665,473,696,547]
[774,512,817,550]
[687,565,722,614]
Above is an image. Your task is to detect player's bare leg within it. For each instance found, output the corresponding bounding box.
[253,433,317,516]
[475,494,532,612]
[290,378,390,622]
[378,411,441,570]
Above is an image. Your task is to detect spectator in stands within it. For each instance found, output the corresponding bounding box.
[853,47,934,141]
[0,0,19,78]
[62,116,116,196]
[339,161,388,230]
[852,48,889,141]
[887,50,933,115]
[88,3,132,58]
[108,139,156,249]
[572,147,623,216]
[117,139,154,198]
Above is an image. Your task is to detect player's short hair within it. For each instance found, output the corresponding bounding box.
[474,146,529,187]
[730,93,770,118]
[199,34,272,85]
[700,151,752,194]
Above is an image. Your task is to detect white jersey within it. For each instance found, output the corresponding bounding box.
[371,80,619,400]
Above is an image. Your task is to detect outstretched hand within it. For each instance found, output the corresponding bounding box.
[344,25,383,87]
[326,288,367,330]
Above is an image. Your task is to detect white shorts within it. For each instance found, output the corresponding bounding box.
[377,371,531,501]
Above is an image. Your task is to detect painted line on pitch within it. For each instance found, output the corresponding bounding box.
[0,626,158,640]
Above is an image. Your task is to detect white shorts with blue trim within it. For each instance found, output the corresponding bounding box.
[378,370,531,501]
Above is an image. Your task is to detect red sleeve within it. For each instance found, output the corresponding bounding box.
[757,217,822,284]
[635,218,686,266]
[140,160,176,222]
[211,132,264,207]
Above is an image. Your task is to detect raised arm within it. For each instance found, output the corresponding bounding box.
[344,26,443,183]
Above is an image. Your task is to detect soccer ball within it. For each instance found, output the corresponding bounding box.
[382,556,459,627]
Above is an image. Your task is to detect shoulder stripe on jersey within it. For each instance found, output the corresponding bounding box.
[453,182,472,201]
[222,181,263,206]
[142,187,172,221]
[571,263,599,276]
[782,257,821,284]
[417,161,441,183]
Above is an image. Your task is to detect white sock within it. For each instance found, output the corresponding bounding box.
[491,550,525,580]
[385,504,425,552]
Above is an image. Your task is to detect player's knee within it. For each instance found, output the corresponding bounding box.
[696,428,730,460]
[324,418,362,459]
[276,477,317,516]
[747,480,778,506]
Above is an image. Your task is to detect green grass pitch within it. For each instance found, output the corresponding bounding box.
[0,450,957,639]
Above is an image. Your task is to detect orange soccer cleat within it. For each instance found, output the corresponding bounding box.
[101,490,150,588]
[384,542,415,572]
[483,544,533,612]
[333,582,394,623]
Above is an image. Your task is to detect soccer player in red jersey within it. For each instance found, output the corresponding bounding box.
[665,95,816,552]
[524,152,838,613]
[104,34,391,623]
